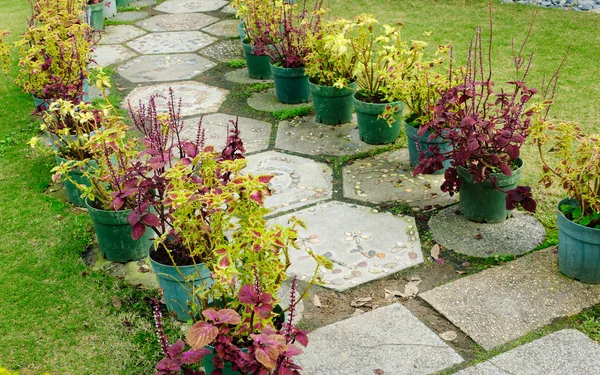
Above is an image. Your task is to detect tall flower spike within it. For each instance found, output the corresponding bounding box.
[152,298,170,356]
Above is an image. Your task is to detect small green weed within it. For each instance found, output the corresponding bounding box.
[228,59,247,69]
[272,106,312,120]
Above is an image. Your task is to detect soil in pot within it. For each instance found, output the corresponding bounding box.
[309,79,356,125]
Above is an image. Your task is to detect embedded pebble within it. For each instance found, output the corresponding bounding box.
[332,269,343,274]
[408,252,418,260]
[352,270,363,277]
[358,261,368,268]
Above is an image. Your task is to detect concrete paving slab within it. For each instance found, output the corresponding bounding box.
[269,201,423,291]
[136,13,218,32]
[123,81,228,117]
[220,3,236,14]
[91,44,138,67]
[111,11,148,22]
[180,113,271,154]
[99,25,147,45]
[342,149,456,209]
[201,19,239,38]
[200,40,243,62]
[117,54,215,83]
[128,0,156,7]
[275,115,385,157]
[420,248,600,350]
[429,205,545,257]
[247,88,312,113]
[295,303,463,374]
[244,151,332,215]
[127,31,215,54]
[455,330,600,375]
[87,85,110,101]
[224,68,272,84]
[155,0,228,13]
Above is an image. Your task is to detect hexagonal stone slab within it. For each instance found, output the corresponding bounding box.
[421,248,600,350]
[429,205,545,257]
[296,304,463,374]
[129,0,156,6]
[136,13,218,32]
[220,3,236,14]
[247,88,312,113]
[224,69,272,84]
[123,82,228,117]
[276,116,385,157]
[99,25,146,45]
[269,201,423,291]
[91,45,137,67]
[111,11,148,22]
[155,0,228,13]
[117,54,215,83]
[127,31,215,54]
[200,40,243,62]
[342,149,456,209]
[180,113,271,154]
[202,20,239,37]
[244,151,332,215]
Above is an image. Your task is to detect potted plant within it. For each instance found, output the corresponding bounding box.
[531,119,600,283]
[350,14,424,145]
[304,17,358,125]
[86,0,105,31]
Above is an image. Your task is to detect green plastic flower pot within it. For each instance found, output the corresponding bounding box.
[238,22,246,41]
[308,79,356,125]
[241,39,272,80]
[83,78,89,102]
[149,254,213,321]
[85,197,152,263]
[456,158,523,223]
[88,2,104,31]
[353,92,403,145]
[405,122,452,174]
[270,63,310,104]
[54,155,98,207]
[116,0,129,7]
[32,95,49,111]
[557,198,600,283]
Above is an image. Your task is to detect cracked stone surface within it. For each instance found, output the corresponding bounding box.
[99,25,147,45]
[342,149,457,209]
[117,54,215,83]
[429,205,545,257]
[295,303,463,374]
[127,31,215,54]
[91,44,138,67]
[180,113,271,154]
[111,11,149,22]
[199,40,243,62]
[123,82,228,117]
[269,201,424,291]
[136,13,218,32]
[155,0,229,13]
[201,20,239,38]
[247,88,312,113]
[455,330,600,375]
[421,248,600,350]
[224,68,272,84]
[276,116,385,157]
[244,151,333,215]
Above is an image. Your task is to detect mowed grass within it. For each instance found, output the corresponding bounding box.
[0,1,167,373]
[328,0,600,233]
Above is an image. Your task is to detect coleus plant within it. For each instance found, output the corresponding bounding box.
[233,0,284,49]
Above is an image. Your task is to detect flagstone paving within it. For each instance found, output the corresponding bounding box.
[111,11,149,22]
[199,40,243,62]
[275,115,384,157]
[421,248,600,350]
[342,149,456,209]
[91,44,138,67]
[224,68,272,84]
[98,25,147,45]
[429,205,546,257]
[117,54,215,83]
[269,201,423,291]
[126,31,216,54]
[123,82,228,116]
[129,0,157,7]
[247,88,312,113]
[136,13,219,32]
[295,303,463,374]
[201,19,240,38]
[220,3,236,13]
[455,330,600,375]
[155,0,229,13]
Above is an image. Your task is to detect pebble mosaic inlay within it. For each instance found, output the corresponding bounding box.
[117,54,215,83]
[136,13,219,32]
[201,20,240,38]
[199,40,244,62]
[127,31,215,54]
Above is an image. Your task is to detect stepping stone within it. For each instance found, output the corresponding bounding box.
[91,44,138,67]
[87,245,159,289]
[111,11,148,22]
[455,330,600,375]
[200,40,243,62]
[117,54,215,83]
[276,115,385,157]
[220,3,236,14]
[244,151,332,215]
[128,0,156,7]
[180,113,271,154]
[123,81,228,117]
[127,31,215,54]
[136,13,219,32]
[295,303,463,374]
[87,85,110,101]
[269,201,423,291]
[247,88,312,113]
[155,0,228,13]
[420,248,600,350]
[342,149,456,209]
[429,205,545,257]
[98,25,146,45]
[201,19,239,38]
[224,68,272,84]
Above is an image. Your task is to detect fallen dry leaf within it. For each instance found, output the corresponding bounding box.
[474,233,483,240]
[404,281,419,297]
[111,296,122,308]
[350,296,373,307]
[351,308,364,317]
[312,294,323,308]
[431,244,440,259]
[373,369,385,375]
[138,265,150,273]
[439,331,458,341]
